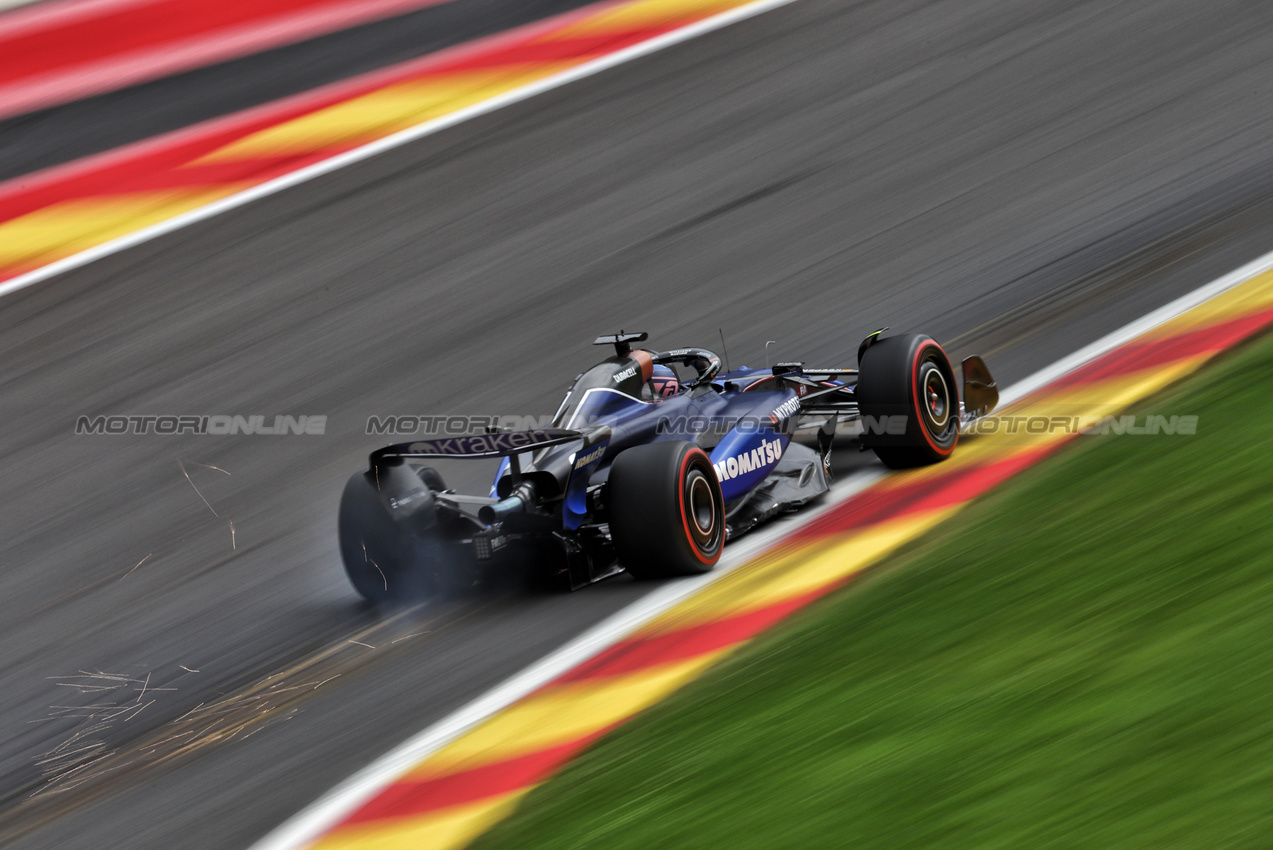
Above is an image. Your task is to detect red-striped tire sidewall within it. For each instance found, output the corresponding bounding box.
[910,340,958,458]
[676,446,723,566]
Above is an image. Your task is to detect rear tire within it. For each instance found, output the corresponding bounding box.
[857,333,959,469]
[338,466,467,604]
[339,471,415,603]
[608,441,725,578]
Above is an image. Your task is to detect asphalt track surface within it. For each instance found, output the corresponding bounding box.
[4,0,1273,847]
[0,0,596,181]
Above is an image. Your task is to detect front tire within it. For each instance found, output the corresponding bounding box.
[608,441,725,578]
[857,333,959,469]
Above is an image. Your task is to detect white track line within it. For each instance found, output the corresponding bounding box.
[250,467,884,850]
[15,0,1255,837]
[0,0,801,302]
[999,249,1273,406]
[252,246,1273,849]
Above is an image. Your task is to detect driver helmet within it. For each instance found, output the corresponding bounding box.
[651,364,680,397]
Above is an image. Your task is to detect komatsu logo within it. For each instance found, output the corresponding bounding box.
[574,444,607,469]
[713,437,784,482]
[613,366,637,383]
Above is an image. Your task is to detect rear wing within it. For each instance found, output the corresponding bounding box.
[370,428,582,467]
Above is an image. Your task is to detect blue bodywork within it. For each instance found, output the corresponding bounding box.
[490,361,823,530]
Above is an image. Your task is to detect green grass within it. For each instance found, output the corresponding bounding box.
[472,331,1273,850]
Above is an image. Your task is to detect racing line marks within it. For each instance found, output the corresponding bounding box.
[0,0,802,299]
[255,258,1273,849]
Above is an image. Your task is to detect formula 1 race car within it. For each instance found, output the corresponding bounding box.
[338,331,999,603]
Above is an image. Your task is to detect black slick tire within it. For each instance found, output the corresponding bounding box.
[608,441,725,578]
[856,333,960,469]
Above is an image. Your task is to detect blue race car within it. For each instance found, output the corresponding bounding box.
[338,331,998,602]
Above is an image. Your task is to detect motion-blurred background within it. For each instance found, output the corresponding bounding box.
[2,0,1272,847]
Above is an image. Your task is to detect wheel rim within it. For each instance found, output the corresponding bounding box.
[683,465,722,555]
[688,474,715,536]
[918,360,951,433]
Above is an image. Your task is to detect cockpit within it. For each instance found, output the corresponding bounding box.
[551,352,656,430]
[551,333,724,430]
